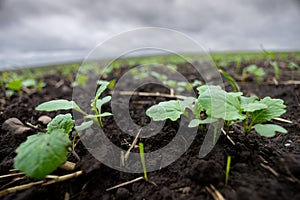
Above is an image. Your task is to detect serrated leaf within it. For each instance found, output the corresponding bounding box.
[241,102,267,112]
[254,124,287,137]
[198,86,245,121]
[146,100,185,121]
[47,114,74,134]
[75,121,93,132]
[251,97,286,124]
[36,100,79,112]
[188,117,218,127]
[14,129,71,179]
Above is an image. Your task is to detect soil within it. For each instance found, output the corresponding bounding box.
[0,59,300,200]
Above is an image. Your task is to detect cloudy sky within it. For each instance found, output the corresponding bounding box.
[0,0,299,70]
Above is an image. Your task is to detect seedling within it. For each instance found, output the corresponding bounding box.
[14,80,113,179]
[270,61,280,79]
[36,80,112,128]
[219,69,240,92]
[288,62,300,70]
[14,114,74,179]
[288,62,299,80]
[225,155,231,185]
[261,47,280,79]
[4,78,46,97]
[71,74,88,87]
[146,84,287,138]
[245,65,266,83]
[139,143,148,181]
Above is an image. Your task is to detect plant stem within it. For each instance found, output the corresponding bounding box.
[139,143,148,181]
[225,155,231,185]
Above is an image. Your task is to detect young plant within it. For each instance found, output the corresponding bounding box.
[225,155,231,185]
[261,47,280,79]
[146,84,287,138]
[245,64,266,83]
[36,80,112,128]
[14,114,74,179]
[5,78,46,97]
[270,61,280,79]
[288,62,300,80]
[139,143,148,181]
[14,80,113,179]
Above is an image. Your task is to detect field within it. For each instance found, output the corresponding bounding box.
[0,51,300,200]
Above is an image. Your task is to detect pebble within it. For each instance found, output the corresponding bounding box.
[38,115,52,124]
[2,118,31,134]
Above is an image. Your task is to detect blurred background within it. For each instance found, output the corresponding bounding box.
[0,0,299,70]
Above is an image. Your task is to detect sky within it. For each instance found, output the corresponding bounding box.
[0,0,299,70]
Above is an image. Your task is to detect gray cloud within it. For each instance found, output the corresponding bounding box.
[0,0,299,69]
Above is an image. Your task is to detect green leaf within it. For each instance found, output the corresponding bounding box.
[188,117,218,127]
[179,97,196,111]
[22,79,37,87]
[84,112,113,119]
[239,96,258,105]
[75,121,93,132]
[198,86,245,121]
[36,100,79,112]
[197,85,222,95]
[92,80,110,112]
[288,62,300,70]
[241,102,267,112]
[14,129,71,179]
[251,97,286,124]
[247,65,266,77]
[219,69,240,92]
[47,114,74,134]
[254,124,287,137]
[7,79,22,91]
[95,80,110,99]
[96,96,111,111]
[146,100,185,121]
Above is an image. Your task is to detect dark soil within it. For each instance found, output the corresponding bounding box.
[0,60,300,200]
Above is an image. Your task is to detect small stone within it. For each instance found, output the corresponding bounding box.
[115,188,129,200]
[38,115,52,124]
[182,186,191,194]
[2,118,31,134]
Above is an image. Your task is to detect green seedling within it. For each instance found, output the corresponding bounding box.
[261,47,280,79]
[14,114,74,179]
[146,84,287,138]
[139,143,148,181]
[14,80,113,179]
[235,57,242,74]
[71,74,88,87]
[36,80,112,128]
[245,65,266,83]
[219,69,240,92]
[270,61,280,79]
[225,155,231,185]
[4,78,46,97]
[288,62,299,80]
[288,62,300,70]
